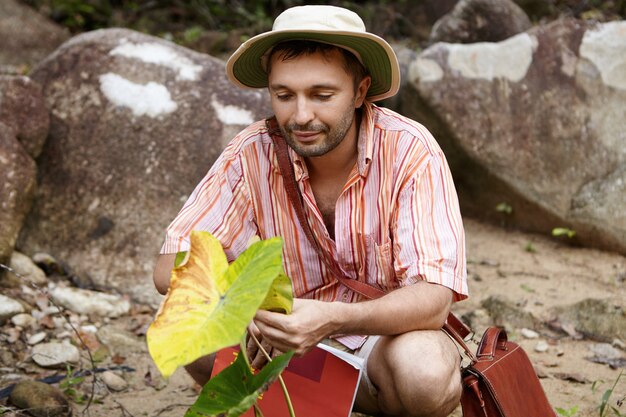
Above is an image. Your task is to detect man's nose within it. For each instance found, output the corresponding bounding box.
[293,97,314,126]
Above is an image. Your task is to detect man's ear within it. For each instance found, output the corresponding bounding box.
[355,76,372,108]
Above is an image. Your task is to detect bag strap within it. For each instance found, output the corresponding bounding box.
[266,116,474,357]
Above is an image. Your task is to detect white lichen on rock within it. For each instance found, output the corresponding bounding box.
[99,73,177,117]
[579,21,626,90]
[210,97,254,125]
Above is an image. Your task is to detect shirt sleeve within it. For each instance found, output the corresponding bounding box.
[160,151,258,263]
[393,150,468,301]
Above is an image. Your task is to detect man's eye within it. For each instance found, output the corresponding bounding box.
[316,94,332,101]
[276,94,292,101]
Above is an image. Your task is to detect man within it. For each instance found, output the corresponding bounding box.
[153,5,468,417]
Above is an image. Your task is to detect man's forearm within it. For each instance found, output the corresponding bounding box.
[330,281,453,336]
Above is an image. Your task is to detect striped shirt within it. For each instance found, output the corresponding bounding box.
[161,102,468,348]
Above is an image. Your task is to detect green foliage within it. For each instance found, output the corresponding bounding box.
[185,349,294,417]
[525,242,537,253]
[598,371,624,417]
[496,202,513,215]
[556,405,579,417]
[552,227,576,238]
[59,365,87,404]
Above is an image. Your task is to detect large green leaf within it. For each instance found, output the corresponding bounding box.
[147,231,286,377]
[185,350,295,417]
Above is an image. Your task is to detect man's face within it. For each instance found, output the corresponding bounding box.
[267,49,369,158]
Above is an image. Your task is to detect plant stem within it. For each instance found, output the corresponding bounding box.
[248,331,296,417]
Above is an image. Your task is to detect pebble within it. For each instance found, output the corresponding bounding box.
[521,328,540,339]
[27,332,47,345]
[534,341,549,353]
[11,313,37,329]
[100,371,128,391]
[0,295,25,324]
[613,339,626,350]
[590,343,623,359]
[9,251,48,286]
[31,342,80,367]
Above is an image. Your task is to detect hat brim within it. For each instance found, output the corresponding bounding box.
[226,30,400,102]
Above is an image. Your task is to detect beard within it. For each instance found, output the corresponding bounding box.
[279,99,356,158]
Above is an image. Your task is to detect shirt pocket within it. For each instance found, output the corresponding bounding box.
[366,236,396,288]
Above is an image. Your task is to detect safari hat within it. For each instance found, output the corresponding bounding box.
[226,5,400,102]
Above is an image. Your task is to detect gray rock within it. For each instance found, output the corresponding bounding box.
[9,251,47,286]
[97,324,147,355]
[27,332,47,345]
[0,294,25,324]
[551,299,625,342]
[403,19,626,255]
[9,379,72,417]
[0,122,36,270]
[0,75,49,158]
[100,370,128,391]
[0,0,70,68]
[31,342,80,368]
[481,295,541,331]
[50,285,131,318]
[18,28,271,306]
[430,0,532,44]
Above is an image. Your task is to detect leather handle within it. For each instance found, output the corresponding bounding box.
[476,327,508,360]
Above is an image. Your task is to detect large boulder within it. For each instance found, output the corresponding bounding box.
[0,123,37,267]
[18,29,271,306]
[0,75,49,158]
[0,0,69,70]
[430,0,532,44]
[403,19,626,254]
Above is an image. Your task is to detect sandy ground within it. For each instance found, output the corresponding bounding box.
[12,218,624,417]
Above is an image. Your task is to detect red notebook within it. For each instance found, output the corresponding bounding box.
[210,343,363,417]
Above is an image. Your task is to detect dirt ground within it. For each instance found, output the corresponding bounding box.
[16,218,625,417]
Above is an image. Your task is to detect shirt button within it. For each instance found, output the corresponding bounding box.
[342,294,349,301]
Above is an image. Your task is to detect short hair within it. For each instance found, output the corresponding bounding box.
[266,40,370,92]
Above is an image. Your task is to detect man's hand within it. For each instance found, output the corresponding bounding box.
[253,298,339,356]
[246,321,283,370]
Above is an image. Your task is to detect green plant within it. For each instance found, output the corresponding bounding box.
[59,364,87,404]
[147,231,295,417]
[525,242,537,253]
[496,202,513,215]
[552,227,576,238]
[598,371,624,417]
[556,405,579,416]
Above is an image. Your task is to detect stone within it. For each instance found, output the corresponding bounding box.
[0,75,49,158]
[11,313,36,329]
[534,341,549,353]
[0,122,37,270]
[403,19,626,255]
[9,251,47,286]
[0,0,69,68]
[430,0,532,44]
[97,324,147,355]
[9,379,71,417]
[0,294,25,324]
[521,328,540,339]
[27,332,47,345]
[551,299,625,342]
[31,342,80,368]
[50,285,131,318]
[100,370,128,391]
[18,28,271,307]
[481,295,541,331]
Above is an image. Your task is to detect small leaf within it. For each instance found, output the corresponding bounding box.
[175,251,189,267]
[552,227,576,238]
[185,349,294,417]
[495,202,513,214]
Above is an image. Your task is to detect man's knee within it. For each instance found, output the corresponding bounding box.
[184,354,215,386]
[371,331,462,417]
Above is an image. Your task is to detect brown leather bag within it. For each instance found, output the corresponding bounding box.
[266,117,556,417]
